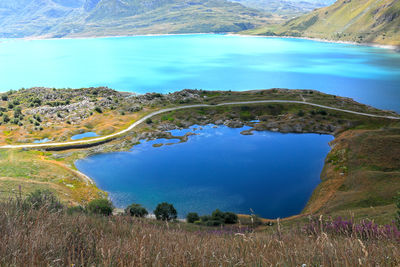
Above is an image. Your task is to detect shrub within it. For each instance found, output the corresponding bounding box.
[24,189,63,212]
[200,215,211,223]
[186,212,200,223]
[197,210,238,226]
[1,95,8,101]
[211,209,225,222]
[154,202,177,221]
[146,118,153,124]
[224,212,238,224]
[297,110,305,117]
[31,98,42,106]
[94,106,102,113]
[3,114,10,123]
[87,199,113,216]
[125,203,148,217]
[211,209,238,225]
[34,114,42,122]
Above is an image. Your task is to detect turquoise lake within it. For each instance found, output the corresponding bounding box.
[0,35,400,112]
[75,125,333,218]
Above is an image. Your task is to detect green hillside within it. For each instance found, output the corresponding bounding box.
[0,0,271,38]
[230,0,334,17]
[59,0,271,37]
[244,0,400,46]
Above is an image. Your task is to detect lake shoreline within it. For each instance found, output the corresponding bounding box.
[75,123,334,219]
[4,32,398,51]
[228,33,400,51]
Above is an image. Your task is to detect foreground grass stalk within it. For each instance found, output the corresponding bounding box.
[0,200,399,266]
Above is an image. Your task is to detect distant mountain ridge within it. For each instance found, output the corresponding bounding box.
[0,0,270,38]
[244,0,400,46]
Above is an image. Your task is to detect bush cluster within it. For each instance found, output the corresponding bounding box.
[24,189,64,212]
[86,199,114,216]
[186,209,238,226]
[125,203,148,217]
[24,190,243,227]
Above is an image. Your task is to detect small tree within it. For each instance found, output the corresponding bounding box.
[125,203,148,217]
[211,209,225,221]
[24,189,64,212]
[186,212,200,223]
[224,212,238,224]
[3,114,9,123]
[87,199,113,216]
[94,106,102,113]
[154,202,177,221]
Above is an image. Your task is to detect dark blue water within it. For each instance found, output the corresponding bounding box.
[75,125,333,218]
[0,35,399,112]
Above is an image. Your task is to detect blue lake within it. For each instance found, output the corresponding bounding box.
[71,132,99,140]
[0,35,399,112]
[75,125,333,218]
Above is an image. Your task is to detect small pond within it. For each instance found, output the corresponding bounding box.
[71,132,99,140]
[33,138,51,143]
[75,124,333,218]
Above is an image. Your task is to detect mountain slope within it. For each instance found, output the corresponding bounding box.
[0,0,271,38]
[230,0,335,17]
[245,0,400,46]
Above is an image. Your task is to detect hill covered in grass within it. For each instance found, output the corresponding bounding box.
[0,0,271,38]
[230,0,334,17]
[244,0,400,46]
[0,197,399,266]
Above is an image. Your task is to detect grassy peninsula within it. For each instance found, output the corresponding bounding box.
[0,87,399,217]
[0,87,399,265]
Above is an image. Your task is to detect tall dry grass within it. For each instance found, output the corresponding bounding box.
[0,200,399,266]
